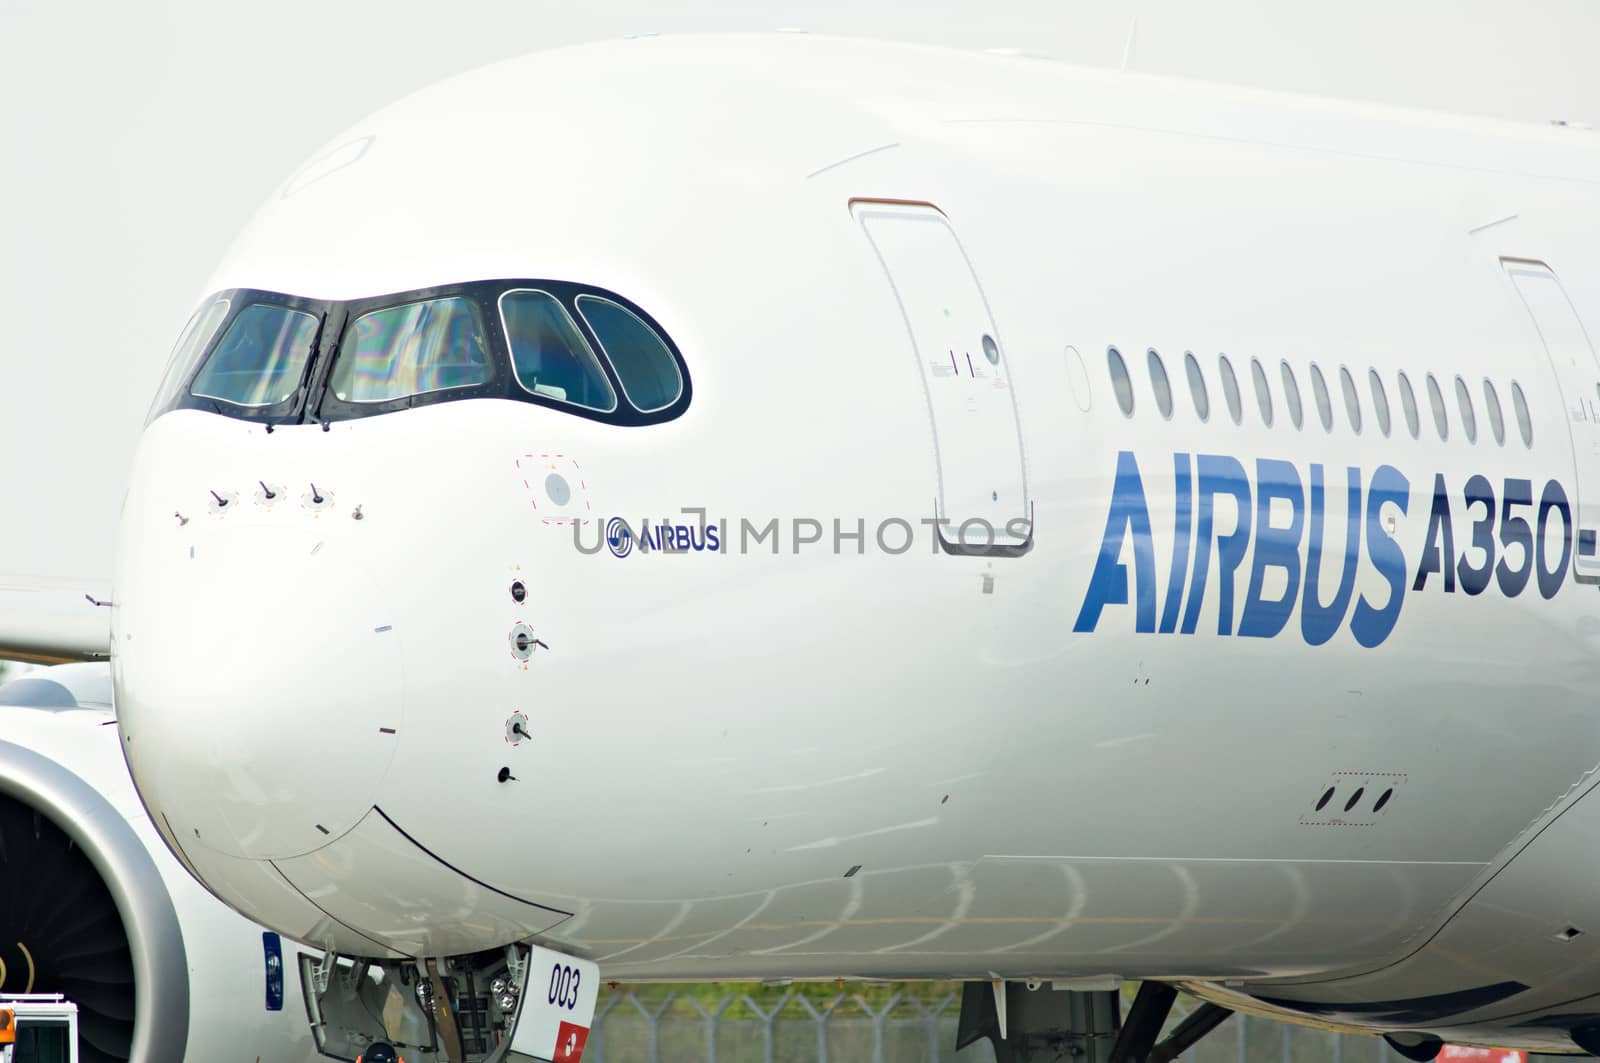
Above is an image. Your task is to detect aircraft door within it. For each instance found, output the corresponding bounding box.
[853,200,1031,554]
[1503,259,1600,581]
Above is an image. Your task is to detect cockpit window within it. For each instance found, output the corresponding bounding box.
[500,290,617,412]
[148,297,231,422]
[190,304,320,408]
[150,279,689,427]
[329,297,490,404]
[576,295,683,412]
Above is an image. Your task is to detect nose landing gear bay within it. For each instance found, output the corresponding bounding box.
[303,942,598,1063]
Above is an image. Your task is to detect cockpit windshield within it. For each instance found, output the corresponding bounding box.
[329,297,491,404]
[148,297,231,422]
[151,279,689,427]
[190,304,320,408]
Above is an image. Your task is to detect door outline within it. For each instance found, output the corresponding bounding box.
[1501,257,1600,583]
[851,198,1033,558]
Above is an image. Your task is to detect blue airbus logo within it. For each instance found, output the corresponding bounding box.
[606,517,633,558]
[1074,451,1580,648]
[604,516,720,558]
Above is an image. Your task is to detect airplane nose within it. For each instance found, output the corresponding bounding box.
[117,522,403,861]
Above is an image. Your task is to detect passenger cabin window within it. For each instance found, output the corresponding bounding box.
[1369,369,1391,437]
[502,290,618,412]
[1108,347,1134,416]
[1280,361,1303,429]
[1455,376,1478,443]
[1250,357,1273,426]
[1397,372,1421,439]
[1219,355,1243,425]
[190,304,319,408]
[1309,363,1333,431]
[1427,373,1449,440]
[1339,366,1362,434]
[1184,352,1210,422]
[576,295,684,412]
[329,297,491,404]
[1512,381,1533,447]
[1483,380,1506,446]
[1147,349,1174,419]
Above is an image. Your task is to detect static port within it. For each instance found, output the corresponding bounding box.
[510,580,527,604]
[508,622,537,661]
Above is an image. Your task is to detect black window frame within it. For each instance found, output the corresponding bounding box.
[168,289,334,426]
[319,289,505,418]
[154,278,692,428]
[576,293,687,414]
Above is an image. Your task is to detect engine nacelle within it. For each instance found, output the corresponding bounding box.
[0,663,324,1062]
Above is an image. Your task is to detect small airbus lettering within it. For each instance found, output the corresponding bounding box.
[635,521,721,554]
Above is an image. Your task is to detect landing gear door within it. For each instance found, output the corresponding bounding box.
[1503,259,1600,582]
[853,200,1031,555]
[506,943,599,1062]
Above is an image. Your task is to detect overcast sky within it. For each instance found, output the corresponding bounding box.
[2,0,1597,581]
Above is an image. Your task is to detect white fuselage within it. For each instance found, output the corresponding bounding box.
[110,34,1600,1048]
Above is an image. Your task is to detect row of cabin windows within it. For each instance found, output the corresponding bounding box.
[1107,347,1535,449]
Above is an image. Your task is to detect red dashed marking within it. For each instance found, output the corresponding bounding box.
[518,454,591,520]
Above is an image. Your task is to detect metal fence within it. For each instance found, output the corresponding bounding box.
[586,987,1411,1063]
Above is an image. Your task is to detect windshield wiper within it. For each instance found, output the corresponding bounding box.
[301,310,335,429]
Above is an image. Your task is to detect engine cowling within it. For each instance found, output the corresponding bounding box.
[0,663,323,1062]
